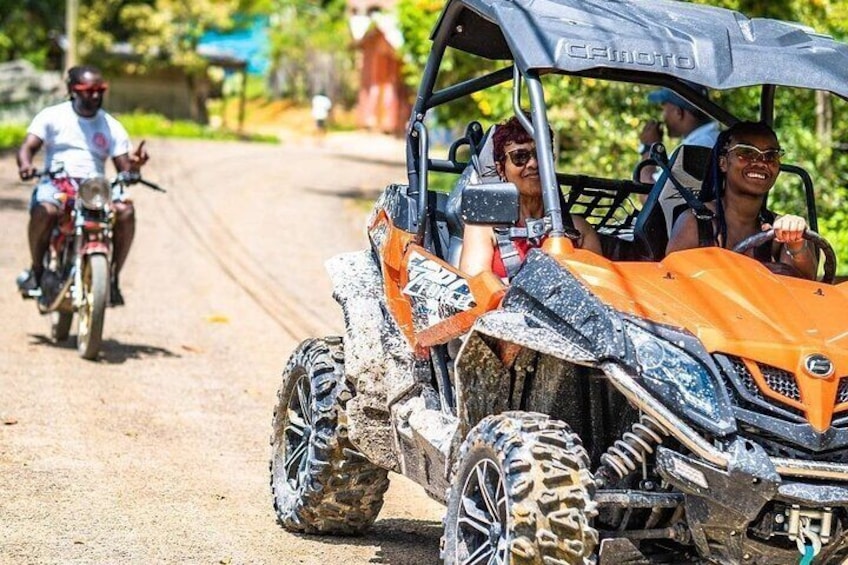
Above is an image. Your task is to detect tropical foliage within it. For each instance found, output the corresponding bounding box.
[0,0,65,68]
[1,0,357,106]
[264,0,356,103]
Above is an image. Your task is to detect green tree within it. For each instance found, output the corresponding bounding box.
[0,0,65,68]
[76,1,258,72]
[264,0,354,103]
[68,0,265,122]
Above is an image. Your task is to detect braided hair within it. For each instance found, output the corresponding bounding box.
[700,120,778,247]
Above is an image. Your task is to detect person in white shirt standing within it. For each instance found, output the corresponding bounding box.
[637,82,720,186]
[16,65,148,306]
[311,92,332,135]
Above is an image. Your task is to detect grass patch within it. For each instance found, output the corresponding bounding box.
[0,123,27,151]
[119,112,278,143]
[0,113,278,151]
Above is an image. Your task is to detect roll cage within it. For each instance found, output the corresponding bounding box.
[404,0,848,257]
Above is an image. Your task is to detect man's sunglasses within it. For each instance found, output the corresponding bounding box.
[726,143,785,164]
[71,83,109,94]
[506,146,538,167]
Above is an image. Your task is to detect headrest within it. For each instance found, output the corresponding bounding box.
[463,125,499,185]
[656,144,712,236]
[445,125,499,238]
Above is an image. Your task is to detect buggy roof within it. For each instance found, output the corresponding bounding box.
[435,0,848,98]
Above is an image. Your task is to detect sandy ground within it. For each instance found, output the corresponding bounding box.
[0,132,446,564]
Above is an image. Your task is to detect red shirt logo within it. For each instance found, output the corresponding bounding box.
[92,132,108,152]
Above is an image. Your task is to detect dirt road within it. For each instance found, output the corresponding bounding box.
[0,134,445,564]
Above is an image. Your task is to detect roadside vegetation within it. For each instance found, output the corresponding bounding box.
[0,123,26,151]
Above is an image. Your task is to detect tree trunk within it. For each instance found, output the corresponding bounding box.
[815,90,832,146]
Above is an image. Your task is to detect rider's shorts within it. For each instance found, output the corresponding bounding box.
[29,180,62,210]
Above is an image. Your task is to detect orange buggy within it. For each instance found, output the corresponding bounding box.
[270,0,848,563]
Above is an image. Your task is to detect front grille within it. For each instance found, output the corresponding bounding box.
[714,354,805,421]
[728,356,765,400]
[717,353,848,456]
[837,378,848,405]
[727,355,802,406]
[760,364,801,402]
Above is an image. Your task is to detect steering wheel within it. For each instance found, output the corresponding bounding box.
[731,229,837,284]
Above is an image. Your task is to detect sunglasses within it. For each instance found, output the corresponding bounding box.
[506,146,538,167]
[726,143,784,164]
[71,83,109,94]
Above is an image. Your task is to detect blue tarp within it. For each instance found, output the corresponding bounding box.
[198,17,269,75]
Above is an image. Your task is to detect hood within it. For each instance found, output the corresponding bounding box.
[564,247,848,431]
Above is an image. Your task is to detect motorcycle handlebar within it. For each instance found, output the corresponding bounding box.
[113,171,166,192]
[32,166,166,193]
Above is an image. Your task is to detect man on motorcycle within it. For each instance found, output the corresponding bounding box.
[15,64,148,307]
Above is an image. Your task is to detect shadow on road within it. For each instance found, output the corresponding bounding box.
[332,153,405,169]
[0,196,27,211]
[368,518,443,564]
[28,334,179,364]
[292,518,442,564]
[28,334,76,351]
[97,340,181,364]
[302,185,383,201]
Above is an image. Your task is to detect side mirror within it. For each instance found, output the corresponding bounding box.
[460,182,520,226]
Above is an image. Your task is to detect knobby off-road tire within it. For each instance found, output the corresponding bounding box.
[270,336,390,534]
[51,311,73,342]
[77,254,108,360]
[443,412,599,565]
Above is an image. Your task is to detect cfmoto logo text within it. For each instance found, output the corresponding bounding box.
[804,354,834,378]
[563,43,696,70]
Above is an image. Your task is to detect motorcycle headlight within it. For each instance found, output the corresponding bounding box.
[624,320,734,436]
[78,176,111,210]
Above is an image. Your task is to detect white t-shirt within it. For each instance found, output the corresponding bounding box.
[680,120,720,149]
[27,100,132,178]
[311,95,332,121]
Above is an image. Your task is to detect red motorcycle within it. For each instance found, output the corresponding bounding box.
[33,164,164,359]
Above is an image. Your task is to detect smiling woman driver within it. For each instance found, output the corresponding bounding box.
[665,121,817,279]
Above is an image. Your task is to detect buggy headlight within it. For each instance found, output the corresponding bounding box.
[78,176,110,210]
[624,320,733,435]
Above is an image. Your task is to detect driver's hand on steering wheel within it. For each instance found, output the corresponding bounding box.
[763,214,807,248]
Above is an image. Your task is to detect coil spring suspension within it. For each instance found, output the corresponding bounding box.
[595,415,668,488]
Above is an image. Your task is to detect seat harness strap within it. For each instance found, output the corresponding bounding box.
[494,228,523,280]
[696,214,716,248]
[494,214,579,280]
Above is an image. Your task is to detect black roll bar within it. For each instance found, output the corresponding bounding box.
[781,164,818,232]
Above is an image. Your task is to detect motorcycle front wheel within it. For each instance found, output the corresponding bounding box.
[77,254,109,360]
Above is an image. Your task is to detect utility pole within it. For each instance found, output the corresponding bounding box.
[65,0,78,73]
